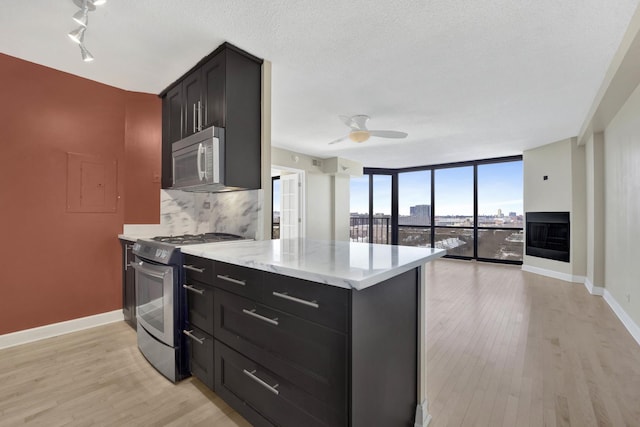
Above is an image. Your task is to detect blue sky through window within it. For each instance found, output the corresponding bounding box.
[349,161,523,216]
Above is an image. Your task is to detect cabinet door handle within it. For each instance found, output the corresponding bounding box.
[193,103,197,133]
[197,100,202,131]
[184,264,205,273]
[183,329,205,345]
[243,369,279,395]
[242,309,278,326]
[217,274,246,286]
[272,291,319,309]
[183,284,205,295]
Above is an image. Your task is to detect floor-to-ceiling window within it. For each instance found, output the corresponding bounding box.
[398,170,432,247]
[476,161,523,261]
[372,174,392,244]
[434,166,475,257]
[349,175,370,242]
[349,156,523,264]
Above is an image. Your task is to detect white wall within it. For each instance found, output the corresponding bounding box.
[585,133,606,288]
[523,138,587,278]
[305,173,332,239]
[272,147,361,241]
[603,81,640,328]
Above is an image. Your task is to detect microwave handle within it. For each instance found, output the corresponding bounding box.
[197,143,205,180]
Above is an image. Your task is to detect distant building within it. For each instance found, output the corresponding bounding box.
[509,211,517,217]
[497,208,503,217]
[407,204,431,225]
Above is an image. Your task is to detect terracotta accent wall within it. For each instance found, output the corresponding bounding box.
[0,53,160,334]
[124,92,161,223]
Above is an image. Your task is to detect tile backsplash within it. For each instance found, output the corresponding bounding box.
[159,189,262,239]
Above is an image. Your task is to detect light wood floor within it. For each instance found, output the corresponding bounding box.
[1,259,639,426]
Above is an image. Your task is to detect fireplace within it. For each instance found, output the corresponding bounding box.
[525,212,570,262]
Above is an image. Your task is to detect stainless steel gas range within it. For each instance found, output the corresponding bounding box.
[130,232,247,382]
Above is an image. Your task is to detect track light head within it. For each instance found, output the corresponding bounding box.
[80,44,94,62]
[72,9,88,27]
[68,26,86,44]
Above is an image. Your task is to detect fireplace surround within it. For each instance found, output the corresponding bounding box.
[525,212,570,262]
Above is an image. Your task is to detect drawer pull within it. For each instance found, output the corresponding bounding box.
[183,329,205,344]
[243,369,280,395]
[217,274,246,286]
[184,264,205,273]
[183,284,205,295]
[272,291,319,309]
[242,309,279,326]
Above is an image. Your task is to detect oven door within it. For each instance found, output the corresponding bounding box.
[132,257,174,347]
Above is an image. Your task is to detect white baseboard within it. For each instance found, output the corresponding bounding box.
[0,310,124,350]
[584,277,605,296]
[521,265,585,284]
[603,290,640,347]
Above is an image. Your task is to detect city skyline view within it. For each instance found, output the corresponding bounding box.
[350,161,523,217]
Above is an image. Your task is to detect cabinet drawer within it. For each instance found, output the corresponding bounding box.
[184,281,214,335]
[262,272,349,333]
[214,289,346,410]
[183,325,214,390]
[213,261,261,300]
[183,255,214,285]
[215,340,344,427]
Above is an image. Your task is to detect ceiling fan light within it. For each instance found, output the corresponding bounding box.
[68,26,86,44]
[80,44,94,62]
[91,0,107,5]
[72,9,88,27]
[349,130,370,143]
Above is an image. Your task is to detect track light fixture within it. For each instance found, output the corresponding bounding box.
[68,0,106,62]
[80,44,94,62]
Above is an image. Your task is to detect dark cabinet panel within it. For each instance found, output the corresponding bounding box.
[120,239,136,330]
[262,272,349,333]
[202,53,225,129]
[213,261,262,300]
[215,340,340,427]
[214,288,346,413]
[161,85,183,188]
[183,254,215,286]
[184,325,214,390]
[184,280,214,336]
[183,71,202,137]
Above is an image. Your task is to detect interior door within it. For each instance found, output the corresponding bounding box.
[280,172,303,239]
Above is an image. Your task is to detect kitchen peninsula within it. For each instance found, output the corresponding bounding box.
[182,238,445,427]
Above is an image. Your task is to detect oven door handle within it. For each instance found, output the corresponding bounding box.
[130,262,168,280]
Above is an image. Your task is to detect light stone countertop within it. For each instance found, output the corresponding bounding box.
[181,238,446,290]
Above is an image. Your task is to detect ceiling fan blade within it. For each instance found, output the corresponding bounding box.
[328,135,349,145]
[350,115,370,131]
[368,130,408,139]
[339,115,353,127]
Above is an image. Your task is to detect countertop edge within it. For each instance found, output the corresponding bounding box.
[181,244,446,290]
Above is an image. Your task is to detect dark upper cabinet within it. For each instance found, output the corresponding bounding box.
[183,71,203,137]
[161,85,183,188]
[160,43,262,190]
[201,54,225,129]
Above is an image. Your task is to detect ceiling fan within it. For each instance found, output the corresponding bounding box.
[328,115,408,145]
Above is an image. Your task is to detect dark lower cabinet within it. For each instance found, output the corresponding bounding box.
[182,255,419,427]
[215,340,336,427]
[184,325,214,390]
[120,239,136,330]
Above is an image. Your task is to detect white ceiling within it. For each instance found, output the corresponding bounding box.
[1,0,638,168]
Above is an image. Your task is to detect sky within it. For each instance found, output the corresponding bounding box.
[350,161,523,216]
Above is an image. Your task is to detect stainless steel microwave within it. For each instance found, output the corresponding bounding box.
[172,127,228,192]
